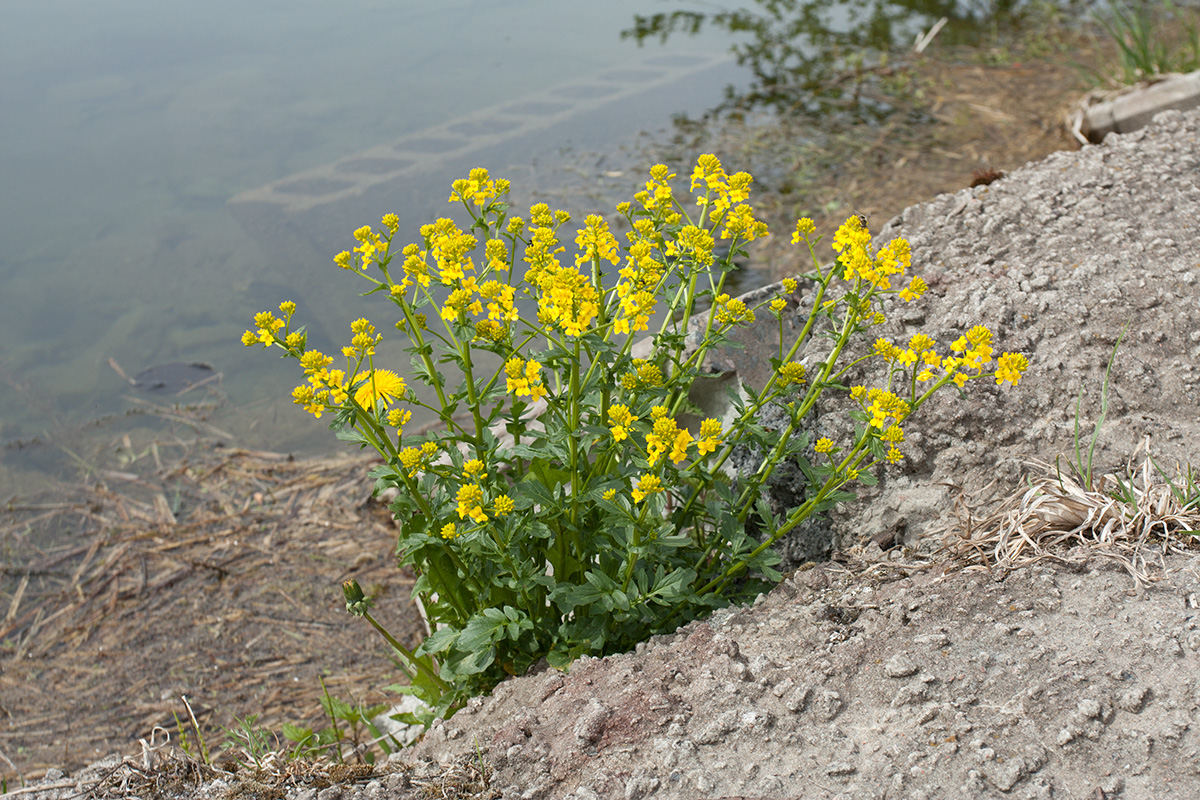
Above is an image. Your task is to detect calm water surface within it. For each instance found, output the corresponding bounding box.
[0,1,1029,494]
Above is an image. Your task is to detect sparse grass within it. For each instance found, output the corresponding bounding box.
[942,329,1200,584]
[1094,0,1200,84]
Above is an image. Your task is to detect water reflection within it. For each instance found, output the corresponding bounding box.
[623,0,1039,119]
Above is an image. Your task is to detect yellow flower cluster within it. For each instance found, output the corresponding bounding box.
[505,356,548,402]
[791,218,816,244]
[631,473,663,503]
[290,350,347,419]
[614,226,667,335]
[665,224,716,268]
[449,167,509,208]
[646,406,692,467]
[696,418,724,456]
[620,359,665,391]
[880,424,905,464]
[778,362,807,386]
[713,293,755,328]
[851,386,911,430]
[873,326,1027,390]
[535,261,600,337]
[426,218,478,286]
[574,215,621,268]
[244,308,285,346]
[830,216,925,301]
[456,484,487,524]
[690,155,749,213]
[634,164,680,220]
[333,224,389,273]
[346,317,381,358]
[688,155,768,242]
[398,441,439,478]
[994,352,1029,385]
[608,404,638,442]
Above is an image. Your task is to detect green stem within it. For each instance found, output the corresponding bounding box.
[361,610,451,694]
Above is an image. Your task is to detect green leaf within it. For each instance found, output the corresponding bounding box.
[281,723,313,744]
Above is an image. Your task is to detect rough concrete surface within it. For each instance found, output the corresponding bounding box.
[16,109,1200,800]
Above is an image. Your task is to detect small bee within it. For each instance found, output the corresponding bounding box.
[853,212,869,230]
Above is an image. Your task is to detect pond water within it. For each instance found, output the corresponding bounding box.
[0,0,1040,495]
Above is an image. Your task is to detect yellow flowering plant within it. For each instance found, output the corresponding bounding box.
[244,158,1028,724]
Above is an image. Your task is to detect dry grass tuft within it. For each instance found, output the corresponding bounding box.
[939,444,1200,585]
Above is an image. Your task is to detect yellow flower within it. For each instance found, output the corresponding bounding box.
[602,488,617,501]
[292,383,326,419]
[463,459,486,479]
[881,424,905,445]
[449,167,503,208]
[908,334,935,354]
[994,352,1029,386]
[791,218,815,244]
[574,215,621,267]
[382,213,399,234]
[505,357,548,402]
[631,474,664,503]
[714,294,755,327]
[720,204,768,242]
[782,277,798,294]
[621,359,664,391]
[440,522,459,540]
[865,389,910,429]
[484,238,510,273]
[399,446,423,477]
[814,438,835,453]
[494,494,515,517]
[608,404,639,442]
[354,369,406,409]
[456,484,487,524]
[300,350,333,374]
[778,362,807,386]
[873,338,899,361]
[832,215,872,255]
[387,408,412,429]
[899,276,927,302]
[646,410,690,466]
[697,418,723,456]
[241,330,257,347]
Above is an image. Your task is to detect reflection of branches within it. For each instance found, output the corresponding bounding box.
[623,0,1031,118]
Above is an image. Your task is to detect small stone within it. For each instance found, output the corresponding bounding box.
[694,710,739,744]
[1117,686,1150,713]
[574,699,611,744]
[892,681,929,707]
[884,654,920,678]
[783,685,811,713]
[624,775,659,800]
[985,756,1026,791]
[812,689,844,721]
[1077,697,1102,719]
[826,761,857,776]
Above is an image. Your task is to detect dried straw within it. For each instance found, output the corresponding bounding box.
[938,440,1200,586]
